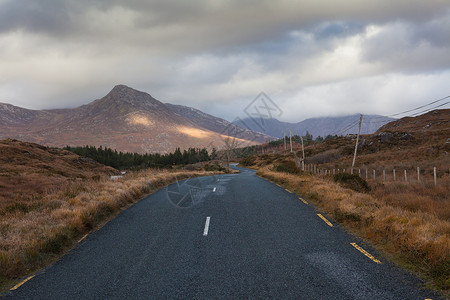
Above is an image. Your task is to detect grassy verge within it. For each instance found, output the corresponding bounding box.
[257,165,449,297]
[0,168,224,292]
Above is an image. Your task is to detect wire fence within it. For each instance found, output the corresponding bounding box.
[303,164,450,186]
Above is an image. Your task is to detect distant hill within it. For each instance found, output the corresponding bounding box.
[0,85,260,153]
[233,114,395,139]
[165,103,274,143]
[377,109,450,133]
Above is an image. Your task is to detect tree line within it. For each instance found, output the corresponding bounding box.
[268,131,338,147]
[64,145,213,170]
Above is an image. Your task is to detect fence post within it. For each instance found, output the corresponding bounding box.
[383,169,386,181]
[393,169,396,181]
[404,170,407,182]
[373,169,376,180]
[417,167,420,182]
[359,169,361,177]
[366,168,368,180]
[434,167,437,186]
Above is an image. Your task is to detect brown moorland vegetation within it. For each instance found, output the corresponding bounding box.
[238,110,450,296]
[0,139,226,291]
[257,163,449,293]
[0,139,118,210]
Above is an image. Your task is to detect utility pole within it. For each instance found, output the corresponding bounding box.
[289,129,293,153]
[284,129,287,151]
[351,114,363,174]
[300,135,305,171]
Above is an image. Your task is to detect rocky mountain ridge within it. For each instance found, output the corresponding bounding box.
[0,85,260,153]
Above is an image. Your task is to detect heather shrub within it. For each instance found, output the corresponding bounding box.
[333,173,370,193]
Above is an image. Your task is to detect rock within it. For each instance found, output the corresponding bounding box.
[426,146,439,156]
[399,133,414,140]
[378,132,393,143]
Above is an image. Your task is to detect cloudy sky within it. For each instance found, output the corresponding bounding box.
[1,0,449,122]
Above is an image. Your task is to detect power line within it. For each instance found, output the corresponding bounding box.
[410,100,450,116]
[332,94,449,135]
[387,95,449,117]
[335,121,358,135]
[334,119,360,135]
[368,94,450,121]
[300,94,449,138]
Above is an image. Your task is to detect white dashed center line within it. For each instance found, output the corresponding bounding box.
[213,187,216,192]
[203,217,211,236]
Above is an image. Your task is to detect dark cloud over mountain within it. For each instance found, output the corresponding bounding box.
[0,0,449,122]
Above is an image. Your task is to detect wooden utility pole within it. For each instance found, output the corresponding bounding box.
[300,136,305,171]
[284,130,287,151]
[289,129,293,153]
[351,114,363,174]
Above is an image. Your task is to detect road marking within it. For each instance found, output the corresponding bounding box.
[299,197,308,205]
[317,214,333,227]
[203,217,211,236]
[350,243,382,264]
[285,189,293,194]
[78,234,88,243]
[276,184,282,188]
[10,275,35,291]
[213,187,216,192]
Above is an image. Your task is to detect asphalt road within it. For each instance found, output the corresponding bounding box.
[4,166,441,299]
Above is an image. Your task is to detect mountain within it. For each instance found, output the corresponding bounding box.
[233,114,395,139]
[165,103,274,143]
[0,85,259,153]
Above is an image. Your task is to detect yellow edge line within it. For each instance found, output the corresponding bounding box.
[299,197,308,205]
[350,243,382,264]
[317,214,333,227]
[10,275,35,291]
[285,189,293,194]
[78,234,89,243]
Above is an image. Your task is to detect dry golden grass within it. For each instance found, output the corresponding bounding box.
[257,166,450,295]
[371,180,450,221]
[243,111,450,295]
[0,168,222,290]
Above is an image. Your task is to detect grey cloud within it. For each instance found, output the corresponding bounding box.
[312,21,366,40]
[0,0,450,122]
[412,12,450,47]
[2,1,449,47]
[0,1,76,35]
[361,17,450,74]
